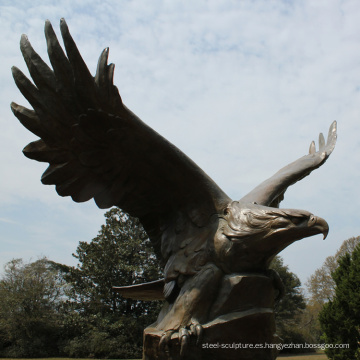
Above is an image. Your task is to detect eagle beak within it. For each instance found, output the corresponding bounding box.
[309,215,329,240]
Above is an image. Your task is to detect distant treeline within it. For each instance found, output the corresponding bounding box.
[0,209,162,358]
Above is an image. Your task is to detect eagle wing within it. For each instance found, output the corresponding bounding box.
[240,121,337,207]
[11,19,231,268]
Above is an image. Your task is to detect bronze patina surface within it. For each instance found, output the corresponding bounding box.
[11,19,337,359]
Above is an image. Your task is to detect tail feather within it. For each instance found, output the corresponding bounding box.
[113,279,165,301]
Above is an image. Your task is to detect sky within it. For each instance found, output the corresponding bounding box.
[1,0,360,291]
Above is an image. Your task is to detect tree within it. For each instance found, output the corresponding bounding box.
[296,301,324,344]
[0,258,66,357]
[61,207,163,358]
[319,244,360,360]
[307,236,360,304]
[0,208,163,358]
[270,256,307,351]
[303,236,360,344]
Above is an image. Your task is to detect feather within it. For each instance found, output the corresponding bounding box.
[113,279,165,301]
[11,103,50,141]
[60,18,98,109]
[309,140,316,154]
[78,150,109,168]
[41,161,82,185]
[163,280,176,300]
[319,133,325,151]
[95,48,110,91]
[20,34,57,92]
[23,140,68,164]
[45,20,74,91]
[240,122,337,207]
[63,177,104,202]
[12,66,42,111]
[12,19,231,277]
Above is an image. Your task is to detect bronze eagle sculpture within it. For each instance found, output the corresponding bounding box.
[11,19,336,360]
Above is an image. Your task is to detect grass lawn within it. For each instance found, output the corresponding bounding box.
[0,353,327,360]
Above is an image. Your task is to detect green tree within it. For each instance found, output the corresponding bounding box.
[61,207,163,358]
[270,256,307,352]
[319,244,360,360]
[0,258,66,357]
[303,236,360,343]
[307,236,360,304]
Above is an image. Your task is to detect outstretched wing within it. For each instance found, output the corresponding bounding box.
[240,121,337,207]
[11,19,231,267]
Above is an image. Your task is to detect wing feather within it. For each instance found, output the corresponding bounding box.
[10,104,49,140]
[240,121,337,207]
[12,19,231,271]
[23,141,68,164]
[60,20,95,95]
[20,35,57,91]
[45,20,74,88]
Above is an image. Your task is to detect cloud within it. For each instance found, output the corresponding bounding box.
[0,218,17,224]
[1,0,360,285]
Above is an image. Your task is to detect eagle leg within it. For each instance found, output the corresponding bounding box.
[156,263,223,357]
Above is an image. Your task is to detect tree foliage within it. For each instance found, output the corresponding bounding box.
[306,236,360,304]
[0,208,163,358]
[60,207,163,358]
[270,256,307,351]
[302,236,360,344]
[66,208,161,313]
[319,244,360,360]
[0,258,66,357]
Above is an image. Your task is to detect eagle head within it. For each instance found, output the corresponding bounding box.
[213,201,328,273]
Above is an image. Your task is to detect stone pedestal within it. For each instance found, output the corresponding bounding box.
[143,273,280,360]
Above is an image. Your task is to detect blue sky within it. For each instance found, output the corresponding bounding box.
[1,0,360,289]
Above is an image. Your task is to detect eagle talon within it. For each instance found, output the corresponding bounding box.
[195,324,203,345]
[179,328,190,358]
[159,322,203,357]
[159,330,174,354]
